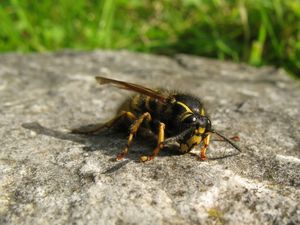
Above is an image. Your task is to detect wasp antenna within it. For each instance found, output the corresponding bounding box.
[95,76,112,85]
[211,130,242,153]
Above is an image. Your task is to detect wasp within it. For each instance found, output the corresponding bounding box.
[72,76,241,162]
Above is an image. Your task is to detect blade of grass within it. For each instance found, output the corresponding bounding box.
[260,6,283,61]
[98,0,116,48]
[249,23,266,66]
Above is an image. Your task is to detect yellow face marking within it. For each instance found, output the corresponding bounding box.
[195,127,206,135]
[200,108,205,116]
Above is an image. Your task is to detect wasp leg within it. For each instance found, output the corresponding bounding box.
[200,134,211,160]
[116,112,152,160]
[140,122,165,162]
[71,111,136,134]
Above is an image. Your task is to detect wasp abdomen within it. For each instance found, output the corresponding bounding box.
[128,93,167,117]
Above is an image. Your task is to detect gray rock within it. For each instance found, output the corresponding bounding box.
[0,50,299,225]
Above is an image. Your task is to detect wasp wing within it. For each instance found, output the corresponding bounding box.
[95,76,170,103]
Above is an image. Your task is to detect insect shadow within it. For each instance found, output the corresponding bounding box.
[22,121,239,167]
[21,122,181,162]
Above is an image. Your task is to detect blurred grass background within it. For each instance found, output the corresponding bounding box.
[0,0,299,77]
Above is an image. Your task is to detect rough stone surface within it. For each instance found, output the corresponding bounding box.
[0,50,299,225]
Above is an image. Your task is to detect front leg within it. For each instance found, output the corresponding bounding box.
[200,134,211,160]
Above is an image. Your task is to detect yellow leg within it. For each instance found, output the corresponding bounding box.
[72,111,136,134]
[200,134,211,160]
[104,111,136,129]
[116,112,152,160]
[140,122,165,162]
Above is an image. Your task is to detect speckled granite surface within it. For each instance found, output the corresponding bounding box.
[0,51,299,225]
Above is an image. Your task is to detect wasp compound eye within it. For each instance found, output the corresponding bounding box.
[206,117,212,130]
[184,115,197,123]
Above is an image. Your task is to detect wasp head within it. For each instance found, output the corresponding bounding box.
[178,115,212,153]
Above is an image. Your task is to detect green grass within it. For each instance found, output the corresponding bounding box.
[0,0,299,77]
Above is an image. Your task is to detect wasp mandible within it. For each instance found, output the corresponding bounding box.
[72,76,241,162]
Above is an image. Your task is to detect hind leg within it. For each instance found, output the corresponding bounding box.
[71,111,136,134]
